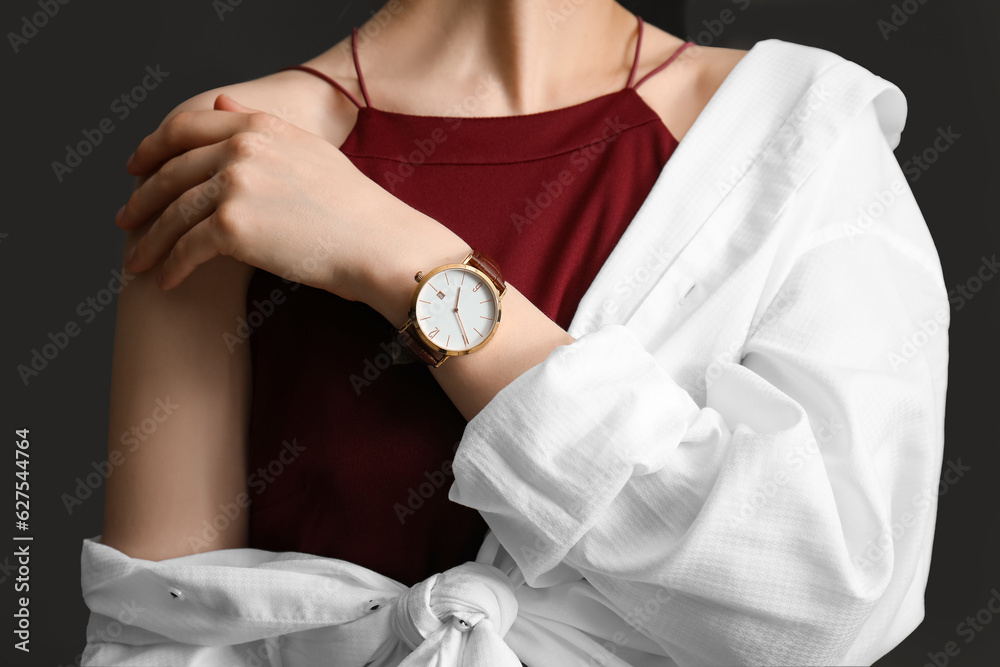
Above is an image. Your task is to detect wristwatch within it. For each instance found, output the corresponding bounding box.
[394,249,506,367]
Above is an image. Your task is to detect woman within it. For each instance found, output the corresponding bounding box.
[81,0,948,665]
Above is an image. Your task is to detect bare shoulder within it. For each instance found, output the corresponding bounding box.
[161,33,361,147]
[632,22,750,142]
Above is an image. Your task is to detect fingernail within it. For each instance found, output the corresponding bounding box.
[116,205,126,225]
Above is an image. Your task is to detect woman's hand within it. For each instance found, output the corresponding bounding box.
[115,93,459,307]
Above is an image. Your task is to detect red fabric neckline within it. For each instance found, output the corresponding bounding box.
[339,86,677,166]
[357,86,636,121]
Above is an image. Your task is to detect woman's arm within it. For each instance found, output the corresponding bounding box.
[100,99,257,562]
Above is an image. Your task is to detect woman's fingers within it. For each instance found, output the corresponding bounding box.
[117,143,221,230]
[156,217,226,290]
[125,107,268,176]
[126,172,229,273]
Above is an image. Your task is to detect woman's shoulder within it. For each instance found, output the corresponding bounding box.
[632,22,750,142]
[161,34,361,146]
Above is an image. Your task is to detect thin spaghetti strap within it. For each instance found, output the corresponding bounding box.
[277,65,364,109]
[625,15,644,89]
[275,27,371,110]
[633,40,696,90]
[351,27,372,108]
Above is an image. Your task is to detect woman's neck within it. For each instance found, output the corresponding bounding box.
[357,0,637,115]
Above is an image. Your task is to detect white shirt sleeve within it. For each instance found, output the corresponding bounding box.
[447,95,949,667]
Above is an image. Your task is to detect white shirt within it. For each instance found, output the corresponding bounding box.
[80,37,949,667]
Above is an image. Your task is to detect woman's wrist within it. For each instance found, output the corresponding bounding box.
[360,207,473,328]
[355,206,575,421]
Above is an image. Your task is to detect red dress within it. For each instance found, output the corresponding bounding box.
[245,15,692,587]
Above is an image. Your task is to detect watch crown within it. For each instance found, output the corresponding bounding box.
[414,271,424,282]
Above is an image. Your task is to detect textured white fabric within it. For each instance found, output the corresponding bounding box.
[81,532,526,666]
[80,38,948,667]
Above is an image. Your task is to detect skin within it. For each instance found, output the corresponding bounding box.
[101,0,748,561]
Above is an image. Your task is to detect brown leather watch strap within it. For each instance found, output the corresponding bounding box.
[467,249,506,296]
[396,324,442,366]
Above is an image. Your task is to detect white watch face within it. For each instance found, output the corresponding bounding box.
[414,266,500,353]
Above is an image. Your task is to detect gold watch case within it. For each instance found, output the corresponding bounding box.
[398,256,504,365]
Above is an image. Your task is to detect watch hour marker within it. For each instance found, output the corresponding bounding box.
[479,299,490,304]
[436,291,446,300]
[445,273,450,285]
[472,281,483,292]
[418,299,430,304]
[428,327,440,339]
[418,316,430,320]
[446,335,451,346]
[474,327,483,338]
[480,315,493,320]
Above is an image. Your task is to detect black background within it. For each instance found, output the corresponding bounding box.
[2,0,997,665]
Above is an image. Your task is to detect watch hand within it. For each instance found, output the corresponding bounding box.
[455,310,470,346]
[454,286,461,311]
